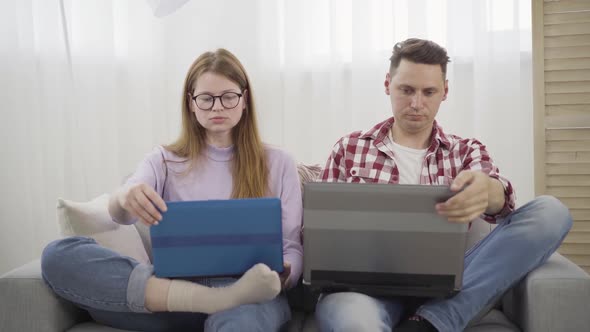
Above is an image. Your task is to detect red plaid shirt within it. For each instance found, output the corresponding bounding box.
[319,117,515,223]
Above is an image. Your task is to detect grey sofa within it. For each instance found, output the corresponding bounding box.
[2,159,590,332]
[2,216,590,332]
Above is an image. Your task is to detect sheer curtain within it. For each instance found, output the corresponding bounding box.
[0,0,532,274]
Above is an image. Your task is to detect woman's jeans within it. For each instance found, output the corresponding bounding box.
[41,236,291,332]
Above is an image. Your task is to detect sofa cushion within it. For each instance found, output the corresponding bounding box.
[465,309,520,332]
[57,194,150,264]
[297,163,322,193]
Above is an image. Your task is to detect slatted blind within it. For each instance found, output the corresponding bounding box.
[535,0,590,273]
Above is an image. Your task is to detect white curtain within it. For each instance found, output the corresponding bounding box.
[0,0,532,274]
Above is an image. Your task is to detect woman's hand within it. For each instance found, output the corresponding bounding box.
[119,183,167,226]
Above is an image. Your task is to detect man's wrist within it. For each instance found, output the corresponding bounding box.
[485,177,505,215]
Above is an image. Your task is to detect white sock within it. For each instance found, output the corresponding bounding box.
[228,263,282,305]
[166,263,281,314]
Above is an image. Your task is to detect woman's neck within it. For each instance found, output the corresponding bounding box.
[206,132,233,148]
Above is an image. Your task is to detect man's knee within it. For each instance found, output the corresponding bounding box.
[530,195,572,238]
[315,292,391,332]
[515,195,573,250]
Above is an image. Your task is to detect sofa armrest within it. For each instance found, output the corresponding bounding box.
[0,259,89,332]
[502,252,590,332]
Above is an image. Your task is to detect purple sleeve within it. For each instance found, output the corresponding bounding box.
[111,147,166,225]
[277,152,304,288]
[124,147,167,197]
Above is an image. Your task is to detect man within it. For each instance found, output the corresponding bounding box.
[314,38,572,332]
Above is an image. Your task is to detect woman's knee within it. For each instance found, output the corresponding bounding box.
[41,236,97,282]
[41,236,96,274]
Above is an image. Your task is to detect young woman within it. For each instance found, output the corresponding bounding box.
[41,49,303,332]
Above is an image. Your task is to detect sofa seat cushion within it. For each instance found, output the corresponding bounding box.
[465,309,520,331]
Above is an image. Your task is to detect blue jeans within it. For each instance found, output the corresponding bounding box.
[315,195,573,332]
[41,237,291,332]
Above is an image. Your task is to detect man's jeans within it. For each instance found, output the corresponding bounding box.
[315,195,573,332]
[41,237,291,332]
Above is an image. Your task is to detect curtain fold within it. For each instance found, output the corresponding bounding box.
[0,0,532,274]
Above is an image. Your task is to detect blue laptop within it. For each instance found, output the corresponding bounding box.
[150,198,284,278]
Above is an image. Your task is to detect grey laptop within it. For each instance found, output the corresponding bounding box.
[303,182,468,298]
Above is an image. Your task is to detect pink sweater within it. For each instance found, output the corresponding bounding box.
[124,144,303,286]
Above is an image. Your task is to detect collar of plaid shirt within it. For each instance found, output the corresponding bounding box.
[359,116,451,155]
[320,116,516,223]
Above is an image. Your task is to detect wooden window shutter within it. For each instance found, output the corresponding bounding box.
[534,0,590,273]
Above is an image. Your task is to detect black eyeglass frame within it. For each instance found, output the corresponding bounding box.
[190,91,244,111]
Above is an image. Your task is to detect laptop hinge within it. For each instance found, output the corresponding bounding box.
[310,270,457,298]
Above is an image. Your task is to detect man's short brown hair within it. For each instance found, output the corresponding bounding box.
[389,38,451,79]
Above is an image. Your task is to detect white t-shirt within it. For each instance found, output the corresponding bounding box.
[389,132,428,185]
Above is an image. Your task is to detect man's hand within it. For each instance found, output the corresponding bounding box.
[436,170,490,223]
[278,262,291,289]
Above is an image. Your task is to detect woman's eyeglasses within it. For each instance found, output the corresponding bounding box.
[191,92,243,111]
